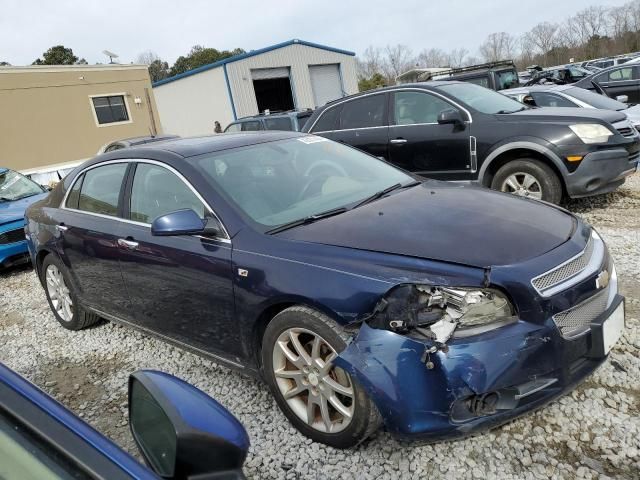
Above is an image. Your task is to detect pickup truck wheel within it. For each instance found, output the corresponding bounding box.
[41,255,100,331]
[262,306,381,448]
[491,159,563,204]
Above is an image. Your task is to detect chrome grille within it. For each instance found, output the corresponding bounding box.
[0,228,25,245]
[532,237,594,292]
[553,284,610,338]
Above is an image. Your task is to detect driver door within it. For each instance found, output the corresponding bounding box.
[115,161,240,360]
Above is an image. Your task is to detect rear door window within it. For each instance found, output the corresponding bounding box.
[65,173,84,209]
[264,117,293,131]
[338,94,386,130]
[77,163,127,216]
[224,123,241,133]
[241,121,262,131]
[310,106,340,132]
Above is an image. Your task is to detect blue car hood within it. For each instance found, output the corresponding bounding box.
[0,193,48,227]
[278,183,575,268]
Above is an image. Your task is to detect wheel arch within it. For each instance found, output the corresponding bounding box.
[478,142,568,190]
[250,296,353,372]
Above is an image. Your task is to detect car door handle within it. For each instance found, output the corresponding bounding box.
[117,238,139,250]
[390,138,407,144]
[55,224,68,232]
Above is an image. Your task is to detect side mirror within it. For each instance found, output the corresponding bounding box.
[151,209,205,236]
[437,109,464,125]
[129,370,249,479]
[41,184,52,192]
[616,95,629,103]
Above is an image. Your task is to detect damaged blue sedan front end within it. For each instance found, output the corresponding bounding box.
[334,226,623,440]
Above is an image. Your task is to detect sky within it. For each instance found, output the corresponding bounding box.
[0,0,633,65]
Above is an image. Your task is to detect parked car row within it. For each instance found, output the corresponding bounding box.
[25,128,626,449]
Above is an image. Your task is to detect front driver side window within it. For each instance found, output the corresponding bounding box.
[394,91,454,125]
[130,163,206,224]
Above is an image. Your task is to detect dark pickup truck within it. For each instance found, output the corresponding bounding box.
[302,81,639,203]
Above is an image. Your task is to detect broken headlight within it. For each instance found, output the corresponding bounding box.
[367,285,516,343]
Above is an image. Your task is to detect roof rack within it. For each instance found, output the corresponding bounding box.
[236,108,313,120]
[428,60,516,79]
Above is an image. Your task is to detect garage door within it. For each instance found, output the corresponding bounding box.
[309,64,343,107]
[251,67,290,80]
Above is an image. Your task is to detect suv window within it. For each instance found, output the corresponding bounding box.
[464,76,489,88]
[264,117,293,131]
[530,92,576,108]
[393,91,453,125]
[496,70,519,89]
[241,121,262,131]
[338,94,386,130]
[606,67,633,82]
[310,106,340,132]
[77,164,127,216]
[130,163,205,224]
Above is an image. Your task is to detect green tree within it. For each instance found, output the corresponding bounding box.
[358,73,387,92]
[169,45,245,76]
[0,61,10,66]
[33,45,86,65]
[136,51,170,83]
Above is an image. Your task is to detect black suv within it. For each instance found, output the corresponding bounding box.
[224,110,313,133]
[302,81,639,203]
[429,60,519,91]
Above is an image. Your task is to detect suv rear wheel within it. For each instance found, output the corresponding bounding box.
[491,158,563,204]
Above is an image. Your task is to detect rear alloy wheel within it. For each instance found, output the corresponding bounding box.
[262,306,381,448]
[491,158,563,204]
[41,254,100,331]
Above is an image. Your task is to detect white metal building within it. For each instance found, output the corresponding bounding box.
[153,39,358,136]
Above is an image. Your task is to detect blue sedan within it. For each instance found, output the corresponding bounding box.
[25,132,625,448]
[0,168,49,268]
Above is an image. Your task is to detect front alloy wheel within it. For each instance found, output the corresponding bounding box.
[272,328,354,433]
[500,172,543,200]
[262,306,381,448]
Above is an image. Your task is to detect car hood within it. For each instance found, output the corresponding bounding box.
[498,106,626,124]
[623,104,640,125]
[0,193,48,227]
[277,183,575,268]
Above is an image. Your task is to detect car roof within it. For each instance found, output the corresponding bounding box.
[106,131,305,158]
[234,110,312,122]
[319,81,461,108]
[115,134,180,145]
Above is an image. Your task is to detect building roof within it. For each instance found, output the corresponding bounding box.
[0,64,149,74]
[153,39,356,87]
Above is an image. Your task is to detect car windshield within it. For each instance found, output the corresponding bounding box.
[565,87,627,110]
[436,82,527,114]
[0,169,43,201]
[192,137,413,229]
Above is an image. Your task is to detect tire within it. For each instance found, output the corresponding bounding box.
[262,306,381,448]
[41,254,100,331]
[491,158,563,204]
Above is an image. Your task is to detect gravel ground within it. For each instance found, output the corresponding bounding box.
[1,175,639,480]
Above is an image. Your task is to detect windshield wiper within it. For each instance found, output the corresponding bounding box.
[266,207,349,235]
[353,181,420,209]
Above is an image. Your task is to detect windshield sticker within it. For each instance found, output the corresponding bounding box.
[0,175,19,190]
[298,136,329,144]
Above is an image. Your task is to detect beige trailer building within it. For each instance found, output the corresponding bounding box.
[153,39,358,136]
[0,64,162,183]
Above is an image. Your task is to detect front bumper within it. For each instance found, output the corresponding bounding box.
[564,148,638,198]
[335,295,623,441]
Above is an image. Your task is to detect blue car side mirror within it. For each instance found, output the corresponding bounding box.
[128,370,249,480]
[151,209,207,236]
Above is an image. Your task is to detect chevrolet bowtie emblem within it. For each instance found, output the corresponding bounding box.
[596,270,610,289]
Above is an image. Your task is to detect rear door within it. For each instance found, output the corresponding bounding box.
[57,162,130,316]
[594,66,640,102]
[329,93,389,160]
[115,161,239,360]
[388,90,472,179]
